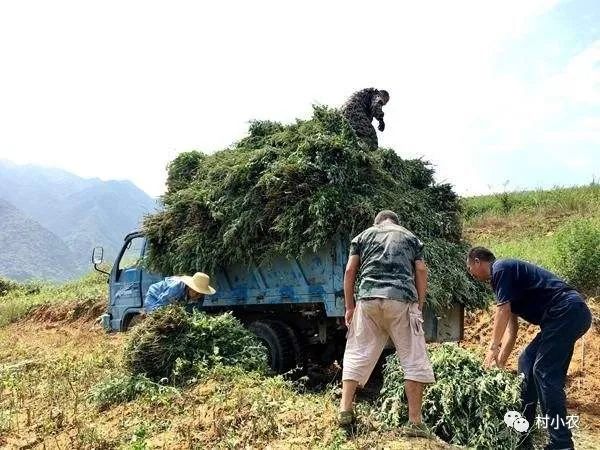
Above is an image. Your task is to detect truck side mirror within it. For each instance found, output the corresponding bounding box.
[92,246,104,265]
[92,246,110,276]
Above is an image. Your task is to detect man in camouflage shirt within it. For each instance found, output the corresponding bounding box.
[340,88,389,150]
[338,210,434,438]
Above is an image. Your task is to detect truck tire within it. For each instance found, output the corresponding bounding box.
[123,313,143,331]
[278,321,305,370]
[248,320,299,373]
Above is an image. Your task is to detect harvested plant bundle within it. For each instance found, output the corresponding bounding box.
[124,306,267,382]
[144,106,488,311]
[380,344,524,449]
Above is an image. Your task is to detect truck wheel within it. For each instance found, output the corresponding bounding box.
[248,320,299,373]
[278,321,305,370]
[123,313,143,331]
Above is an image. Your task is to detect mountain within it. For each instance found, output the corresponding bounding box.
[0,160,156,280]
[0,198,78,281]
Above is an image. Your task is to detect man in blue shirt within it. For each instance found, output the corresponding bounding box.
[467,247,591,450]
[144,272,216,313]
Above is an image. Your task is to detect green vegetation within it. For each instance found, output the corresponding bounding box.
[88,374,179,410]
[144,106,488,312]
[554,218,600,295]
[462,183,600,221]
[463,183,600,295]
[0,272,106,327]
[124,306,268,383]
[379,345,525,449]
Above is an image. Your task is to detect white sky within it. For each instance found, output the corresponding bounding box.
[1,0,598,197]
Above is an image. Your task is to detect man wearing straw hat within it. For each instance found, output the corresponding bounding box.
[144,272,216,313]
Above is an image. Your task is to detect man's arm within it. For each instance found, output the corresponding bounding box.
[498,313,519,368]
[344,255,360,327]
[414,259,428,311]
[485,303,512,368]
[372,98,385,131]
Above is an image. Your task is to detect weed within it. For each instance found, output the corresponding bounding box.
[554,218,600,295]
[0,271,106,326]
[88,374,179,410]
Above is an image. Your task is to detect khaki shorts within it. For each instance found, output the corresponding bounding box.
[342,299,435,386]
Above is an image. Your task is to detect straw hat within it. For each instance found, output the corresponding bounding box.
[178,272,216,295]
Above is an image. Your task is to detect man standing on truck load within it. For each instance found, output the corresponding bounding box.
[340,88,389,150]
[339,210,435,437]
[144,272,216,313]
[467,247,591,450]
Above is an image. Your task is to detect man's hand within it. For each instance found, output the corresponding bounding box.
[345,307,355,328]
[378,120,385,132]
[484,346,500,368]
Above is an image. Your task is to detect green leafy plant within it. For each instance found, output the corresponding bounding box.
[379,344,526,449]
[143,106,487,312]
[554,218,600,295]
[123,306,268,382]
[88,374,178,410]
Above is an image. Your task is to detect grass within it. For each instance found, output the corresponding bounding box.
[0,322,447,449]
[0,271,107,327]
[463,183,600,287]
[462,182,600,223]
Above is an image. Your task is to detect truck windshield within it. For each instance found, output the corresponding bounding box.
[117,236,145,281]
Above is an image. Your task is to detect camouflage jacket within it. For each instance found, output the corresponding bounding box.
[340,88,387,149]
[349,223,424,302]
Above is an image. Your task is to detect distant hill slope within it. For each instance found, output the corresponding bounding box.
[462,183,600,290]
[0,160,156,279]
[0,198,78,281]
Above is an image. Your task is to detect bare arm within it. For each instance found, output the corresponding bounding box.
[498,313,519,368]
[344,255,360,326]
[414,259,428,311]
[485,303,512,368]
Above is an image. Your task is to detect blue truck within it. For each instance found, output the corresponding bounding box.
[93,231,464,372]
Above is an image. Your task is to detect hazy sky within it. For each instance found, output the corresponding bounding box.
[0,0,598,197]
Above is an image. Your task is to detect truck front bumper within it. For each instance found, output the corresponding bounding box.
[100,313,112,331]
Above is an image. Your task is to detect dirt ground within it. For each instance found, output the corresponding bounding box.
[1,303,599,449]
[0,319,446,450]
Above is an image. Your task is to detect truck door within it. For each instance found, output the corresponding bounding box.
[110,234,145,308]
[140,238,163,302]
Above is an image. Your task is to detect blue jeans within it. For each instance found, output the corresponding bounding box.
[518,296,591,449]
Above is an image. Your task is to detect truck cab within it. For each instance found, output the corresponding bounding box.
[95,232,162,331]
[94,231,464,372]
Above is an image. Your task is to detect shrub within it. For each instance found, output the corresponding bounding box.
[554,218,600,295]
[123,306,268,382]
[88,374,178,410]
[379,345,525,449]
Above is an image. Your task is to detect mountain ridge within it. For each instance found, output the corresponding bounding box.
[0,160,157,281]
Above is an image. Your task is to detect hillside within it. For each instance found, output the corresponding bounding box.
[0,198,78,281]
[0,184,598,449]
[0,160,156,280]
[462,183,600,295]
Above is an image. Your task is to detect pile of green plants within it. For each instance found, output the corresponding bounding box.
[379,344,524,449]
[123,306,267,383]
[143,106,488,311]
